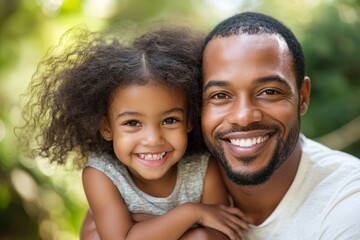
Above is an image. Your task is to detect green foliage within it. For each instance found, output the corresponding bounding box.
[0,0,359,239]
[301,2,360,156]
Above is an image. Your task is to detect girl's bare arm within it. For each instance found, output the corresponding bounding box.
[82,167,133,239]
[83,167,235,240]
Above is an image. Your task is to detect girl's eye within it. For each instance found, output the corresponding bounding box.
[124,120,140,127]
[212,93,229,99]
[163,118,178,125]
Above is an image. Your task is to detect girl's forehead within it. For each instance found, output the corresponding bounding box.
[115,81,185,96]
[109,82,187,112]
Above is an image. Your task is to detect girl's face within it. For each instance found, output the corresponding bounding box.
[101,82,191,182]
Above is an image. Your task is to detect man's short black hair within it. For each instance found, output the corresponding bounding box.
[203,11,305,90]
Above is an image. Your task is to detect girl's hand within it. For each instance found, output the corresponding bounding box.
[194,203,251,240]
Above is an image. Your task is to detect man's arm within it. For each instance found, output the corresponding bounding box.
[180,227,229,240]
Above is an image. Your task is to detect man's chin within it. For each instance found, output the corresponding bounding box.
[219,149,279,185]
[223,163,275,185]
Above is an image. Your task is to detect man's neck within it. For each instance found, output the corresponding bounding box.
[223,142,302,225]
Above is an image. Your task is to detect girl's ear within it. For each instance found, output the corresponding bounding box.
[187,122,193,133]
[100,116,113,141]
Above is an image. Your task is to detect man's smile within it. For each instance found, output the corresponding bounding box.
[229,135,270,147]
[218,129,277,158]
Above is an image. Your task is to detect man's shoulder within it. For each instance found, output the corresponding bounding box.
[300,134,360,168]
[299,134,360,203]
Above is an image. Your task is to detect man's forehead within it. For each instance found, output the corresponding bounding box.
[202,33,296,91]
[204,33,288,53]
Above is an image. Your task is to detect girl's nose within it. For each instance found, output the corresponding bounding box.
[141,126,165,147]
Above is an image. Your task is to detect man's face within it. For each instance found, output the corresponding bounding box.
[202,34,307,185]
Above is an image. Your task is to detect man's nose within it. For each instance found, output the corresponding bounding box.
[141,126,165,147]
[226,96,262,126]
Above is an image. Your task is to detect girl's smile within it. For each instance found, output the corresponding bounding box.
[135,151,169,168]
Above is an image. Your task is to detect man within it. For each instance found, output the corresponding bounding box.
[196,11,360,239]
[81,12,360,239]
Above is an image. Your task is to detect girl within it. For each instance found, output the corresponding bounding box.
[20,25,249,240]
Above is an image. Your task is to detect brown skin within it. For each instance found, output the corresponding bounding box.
[81,33,311,239]
[201,34,310,226]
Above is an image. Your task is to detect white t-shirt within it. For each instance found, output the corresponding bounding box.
[245,135,360,240]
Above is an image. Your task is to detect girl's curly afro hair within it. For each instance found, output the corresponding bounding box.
[18,25,207,169]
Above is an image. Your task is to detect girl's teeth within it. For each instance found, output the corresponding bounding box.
[139,152,166,160]
[230,135,269,147]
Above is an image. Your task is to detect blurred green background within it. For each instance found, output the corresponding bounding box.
[0,0,359,239]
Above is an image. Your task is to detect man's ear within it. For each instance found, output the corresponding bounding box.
[100,116,113,141]
[300,76,311,115]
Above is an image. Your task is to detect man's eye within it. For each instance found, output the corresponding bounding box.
[163,118,178,125]
[212,93,229,99]
[263,89,279,95]
[124,120,140,127]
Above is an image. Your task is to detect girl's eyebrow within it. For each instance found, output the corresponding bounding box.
[116,108,185,120]
[116,111,141,120]
[162,108,185,115]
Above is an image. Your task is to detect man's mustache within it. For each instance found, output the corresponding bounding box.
[214,122,280,139]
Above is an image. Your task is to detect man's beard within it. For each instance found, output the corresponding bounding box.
[204,120,300,186]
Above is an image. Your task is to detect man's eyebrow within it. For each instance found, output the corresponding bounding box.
[203,76,292,91]
[203,80,229,91]
[254,75,291,88]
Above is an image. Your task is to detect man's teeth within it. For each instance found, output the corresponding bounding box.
[139,152,166,160]
[230,135,269,147]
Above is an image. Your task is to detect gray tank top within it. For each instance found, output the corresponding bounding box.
[85,153,209,215]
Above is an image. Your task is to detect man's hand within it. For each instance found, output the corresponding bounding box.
[80,210,99,240]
